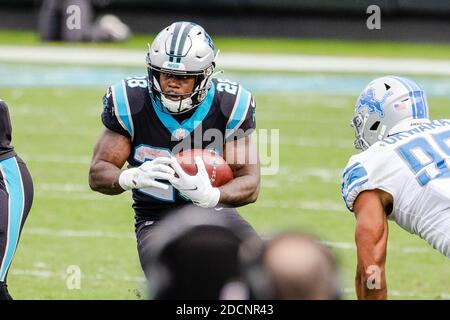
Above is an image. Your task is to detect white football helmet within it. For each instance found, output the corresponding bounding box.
[146,21,217,114]
[352,75,430,150]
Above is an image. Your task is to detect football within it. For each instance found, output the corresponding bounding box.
[175,149,234,187]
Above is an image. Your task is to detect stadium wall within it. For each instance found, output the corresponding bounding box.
[0,0,449,42]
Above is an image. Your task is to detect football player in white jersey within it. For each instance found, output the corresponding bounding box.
[341,75,450,300]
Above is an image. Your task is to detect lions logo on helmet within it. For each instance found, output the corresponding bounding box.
[351,76,429,151]
[146,21,218,114]
[356,87,392,117]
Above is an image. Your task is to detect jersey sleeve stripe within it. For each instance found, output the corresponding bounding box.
[344,178,368,198]
[345,166,367,187]
[225,85,252,138]
[342,162,360,178]
[111,81,134,139]
[342,162,368,204]
[342,178,369,211]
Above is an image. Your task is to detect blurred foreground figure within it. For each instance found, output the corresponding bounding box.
[38,0,130,42]
[240,232,341,300]
[144,210,260,300]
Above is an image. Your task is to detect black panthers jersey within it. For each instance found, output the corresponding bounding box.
[0,100,16,161]
[101,76,256,218]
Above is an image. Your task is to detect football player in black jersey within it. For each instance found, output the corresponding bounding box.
[89,22,260,277]
[0,100,34,300]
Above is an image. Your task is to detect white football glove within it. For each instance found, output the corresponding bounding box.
[119,157,175,191]
[168,156,220,208]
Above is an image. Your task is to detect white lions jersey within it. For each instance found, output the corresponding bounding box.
[342,119,450,258]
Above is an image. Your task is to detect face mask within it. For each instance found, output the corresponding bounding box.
[161,94,194,114]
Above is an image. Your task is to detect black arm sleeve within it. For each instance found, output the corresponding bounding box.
[237,95,256,133]
[0,100,16,160]
[101,86,131,138]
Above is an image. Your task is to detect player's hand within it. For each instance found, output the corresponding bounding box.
[168,156,220,208]
[118,157,175,190]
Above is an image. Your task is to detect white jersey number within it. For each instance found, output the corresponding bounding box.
[397,130,450,186]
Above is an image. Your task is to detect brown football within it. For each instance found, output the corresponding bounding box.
[175,149,234,187]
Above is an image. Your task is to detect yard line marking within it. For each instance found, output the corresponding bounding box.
[257,199,345,212]
[10,268,448,298]
[11,269,53,278]
[33,183,344,209]
[323,241,431,253]
[278,167,342,181]
[38,183,90,192]
[23,227,432,254]
[278,137,351,149]
[35,191,130,202]
[25,227,135,240]
[10,268,146,283]
[21,154,91,165]
[343,287,450,299]
[1,45,450,75]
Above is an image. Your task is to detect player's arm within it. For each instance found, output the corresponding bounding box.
[353,189,390,300]
[220,134,260,206]
[89,129,175,195]
[89,128,131,195]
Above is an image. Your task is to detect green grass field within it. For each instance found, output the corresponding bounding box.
[0,31,449,300]
[0,85,448,300]
[2,30,450,59]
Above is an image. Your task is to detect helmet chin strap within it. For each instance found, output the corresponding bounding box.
[151,76,194,114]
[211,69,223,78]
